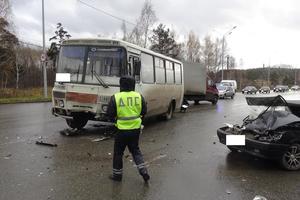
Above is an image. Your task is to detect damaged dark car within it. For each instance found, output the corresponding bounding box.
[217,95,300,170]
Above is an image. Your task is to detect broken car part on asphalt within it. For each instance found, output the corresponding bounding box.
[35,141,58,147]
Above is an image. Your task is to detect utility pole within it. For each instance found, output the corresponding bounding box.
[42,0,48,98]
[221,26,237,81]
[221,36,225,80]
[267,65,270,86]
[295,68,297,85]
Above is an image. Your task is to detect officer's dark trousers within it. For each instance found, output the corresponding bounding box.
[112,129,148,178]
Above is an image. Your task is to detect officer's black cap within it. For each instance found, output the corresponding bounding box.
[120,76,135,92]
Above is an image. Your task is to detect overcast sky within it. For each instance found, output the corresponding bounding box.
[11,0,300,69]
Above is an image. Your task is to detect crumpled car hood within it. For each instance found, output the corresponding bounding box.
[244,95,300,133]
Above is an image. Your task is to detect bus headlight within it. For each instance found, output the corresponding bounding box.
[102,105,108,112]
[59,100,64,108]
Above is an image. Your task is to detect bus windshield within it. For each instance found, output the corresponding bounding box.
[58,46,85,83]
[57,45,127,85]
[85,47,126,86]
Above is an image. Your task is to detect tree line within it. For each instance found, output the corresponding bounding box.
[1,0,297,91]
[121,0,236,72]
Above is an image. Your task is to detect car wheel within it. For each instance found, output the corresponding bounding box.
[211,95,218,105]
[66,115,88,130]
[280,144,300,171]
[231,95,234,99]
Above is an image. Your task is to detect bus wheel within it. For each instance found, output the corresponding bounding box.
[66,115,88,129]
[164,102,174,120]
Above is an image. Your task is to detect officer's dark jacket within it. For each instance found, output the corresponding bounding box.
[107,77,147,125]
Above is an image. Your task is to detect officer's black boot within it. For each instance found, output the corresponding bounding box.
[109,174,122,182]
[141,173,150,183]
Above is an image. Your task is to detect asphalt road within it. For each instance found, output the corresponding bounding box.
[0,92,300,200]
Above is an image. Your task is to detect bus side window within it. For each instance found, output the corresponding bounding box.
[141,53,154,83]
[166,60,174,84]
[155,57,166,84]
[174,63,182,84]
[128,55,140,82]
[128,56,132,76]
[133,57,140,82]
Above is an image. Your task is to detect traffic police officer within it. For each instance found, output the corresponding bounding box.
[107,76,150,182]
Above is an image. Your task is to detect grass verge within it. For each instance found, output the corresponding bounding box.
[0,88,52,104]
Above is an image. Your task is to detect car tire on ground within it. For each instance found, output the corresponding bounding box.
[211,95,218,105]
[280,144,300,171]
[231,95,234,99]
[66,115,88,130]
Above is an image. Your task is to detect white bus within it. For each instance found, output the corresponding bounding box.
[52,38,184,129]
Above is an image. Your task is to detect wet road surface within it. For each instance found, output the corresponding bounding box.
[0,93,300,200]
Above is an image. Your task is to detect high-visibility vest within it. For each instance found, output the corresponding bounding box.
[114,91,142,130]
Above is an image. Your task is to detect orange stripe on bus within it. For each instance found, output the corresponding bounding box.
[66,92,97,104]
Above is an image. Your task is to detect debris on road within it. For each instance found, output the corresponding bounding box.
[253,195,267,200]
[188,150,193,153]
[108,152,112,156]
[226,189,231,194]
[92,136,110,142]
[35,141,58,147]
[38,172,44,177]
[4,154,12,159]
[87,152,92,157]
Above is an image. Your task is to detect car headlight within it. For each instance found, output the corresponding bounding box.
[59,100,64,108]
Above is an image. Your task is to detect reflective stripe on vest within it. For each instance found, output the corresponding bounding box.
[114,91,142,130]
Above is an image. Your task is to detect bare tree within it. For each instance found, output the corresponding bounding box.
[227,55,236,69]
[0,0,10,19]
[201,35,215,71]
[185,31,201,62]
[47,23,71,69]
[0,8,18,89]
[128,0,157,47]
[213,38,222,71]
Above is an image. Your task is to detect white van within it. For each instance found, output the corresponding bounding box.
[220,80,237,92]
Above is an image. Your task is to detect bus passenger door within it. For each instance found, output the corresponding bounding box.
[128,55,142,92]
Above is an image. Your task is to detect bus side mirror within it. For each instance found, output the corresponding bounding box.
[134,60,141,75]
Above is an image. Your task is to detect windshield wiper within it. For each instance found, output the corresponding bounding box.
[91,70,109,88]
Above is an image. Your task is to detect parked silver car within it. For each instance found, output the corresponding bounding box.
[217,85,235,99]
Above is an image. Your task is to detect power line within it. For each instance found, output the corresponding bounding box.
[77,0,136,26]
